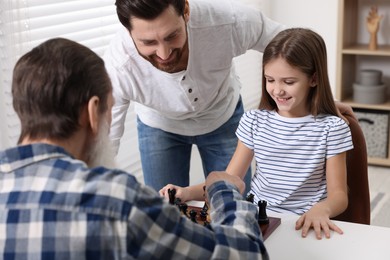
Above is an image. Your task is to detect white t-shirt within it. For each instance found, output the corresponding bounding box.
[236,109,354,215]
[103,0,284,151]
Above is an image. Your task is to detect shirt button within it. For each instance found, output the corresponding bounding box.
[182,76,186,80]
[188,88,192,93]
[194,98,198,102]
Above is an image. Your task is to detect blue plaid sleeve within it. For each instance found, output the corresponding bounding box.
[127,181,268,259]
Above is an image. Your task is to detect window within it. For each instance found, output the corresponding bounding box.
[0,0,143,181]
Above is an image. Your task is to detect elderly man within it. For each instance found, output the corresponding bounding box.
[0,38,268,259]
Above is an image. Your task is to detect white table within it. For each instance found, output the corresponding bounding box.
[265,213,390,260]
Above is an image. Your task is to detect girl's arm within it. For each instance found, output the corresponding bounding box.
[226,140,254,180]
[159,140,254,202]
[159,182,205,202]
[295,152,349,239]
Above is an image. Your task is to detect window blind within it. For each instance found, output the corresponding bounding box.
[0,0,143,182]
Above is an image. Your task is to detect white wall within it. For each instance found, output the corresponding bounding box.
[267,0,339,94]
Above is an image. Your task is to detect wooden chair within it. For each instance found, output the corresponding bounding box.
[333,110,371,224]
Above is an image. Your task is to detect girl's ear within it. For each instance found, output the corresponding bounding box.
[87,96,100,135]
[310,73,318,87]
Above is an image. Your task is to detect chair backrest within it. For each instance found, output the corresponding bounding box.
[332,110,371,224]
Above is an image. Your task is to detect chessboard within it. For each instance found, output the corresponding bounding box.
[168,189,281,241]
[185,204,281,240]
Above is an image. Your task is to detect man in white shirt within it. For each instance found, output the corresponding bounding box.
[104,0,284,193]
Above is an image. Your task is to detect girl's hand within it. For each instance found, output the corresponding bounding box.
[159,184,190,202]
[295,205,343,239]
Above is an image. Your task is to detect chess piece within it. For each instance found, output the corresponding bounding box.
[179,203,188,216]
[366,6,383,51]
[201,201,211,223]
[168,188,176,205]
[199,209,207,221]
[174,198,182,205]
[174,198,182,212]
[258,200,269,225]
[246,193,254,203]
[201,202,209,212]
[189,209,197,223]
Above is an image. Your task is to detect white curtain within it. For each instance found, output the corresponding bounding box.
[0,0,268,184]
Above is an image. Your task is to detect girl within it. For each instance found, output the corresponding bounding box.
[160,28,353,239]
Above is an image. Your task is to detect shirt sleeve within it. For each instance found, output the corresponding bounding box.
[104,49,132,154]
[236,110,257,150]
[230,1,286,54]
[326,117,354,159]
[127,180,268,259]
[110,91,130,154]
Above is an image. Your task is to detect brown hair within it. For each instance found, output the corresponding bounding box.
[12,38,112,143]
[259,28,338,117]
[115,0,186,31]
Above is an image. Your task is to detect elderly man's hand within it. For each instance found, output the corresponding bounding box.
[205,171,245,195]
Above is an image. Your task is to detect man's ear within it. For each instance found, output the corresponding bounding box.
[184,0,190,22]
[87,96,100,135]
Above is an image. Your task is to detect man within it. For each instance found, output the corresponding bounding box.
[104,0,285,193]
[0,38,268,259]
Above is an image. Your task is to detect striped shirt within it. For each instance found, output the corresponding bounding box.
[237,110,353,215]
[0,143,268,259]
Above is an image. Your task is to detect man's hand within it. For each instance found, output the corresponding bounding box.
[335,101,355,125]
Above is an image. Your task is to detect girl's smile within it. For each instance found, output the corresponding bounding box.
[264,57,316,118]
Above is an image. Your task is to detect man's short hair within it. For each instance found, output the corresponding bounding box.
[12,38,112,143]
[115,0,186,31]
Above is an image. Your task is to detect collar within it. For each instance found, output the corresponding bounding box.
[0,143,72,173]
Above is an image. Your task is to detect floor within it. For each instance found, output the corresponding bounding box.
[368,166,390,228]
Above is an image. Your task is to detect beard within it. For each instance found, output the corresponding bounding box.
[144,49,181,73]
[86,121,116,169]
[140,39,189,73]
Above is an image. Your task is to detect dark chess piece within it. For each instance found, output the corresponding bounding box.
[174,198,182,212]
[174,198,182,205]
[201,202,209,212]
[168,188,176,205]
[179,203,188,216]
[258,200,269,225]
[199,209,207,221]
[189,209,197,223]
[246,193,255,203]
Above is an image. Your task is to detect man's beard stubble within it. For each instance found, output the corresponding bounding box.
[87,121,117,169]
[142,48,181,73]
[140,39,188,73]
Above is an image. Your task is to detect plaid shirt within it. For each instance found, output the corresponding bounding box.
[0,143,267,259]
